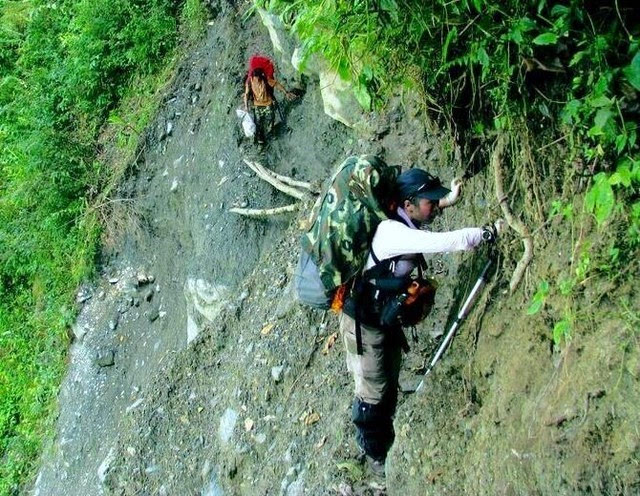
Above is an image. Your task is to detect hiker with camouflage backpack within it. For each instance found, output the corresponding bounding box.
[341,168,504,477]
[296,157,504,479]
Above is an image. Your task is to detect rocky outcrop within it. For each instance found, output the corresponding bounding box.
[258,8,365,128]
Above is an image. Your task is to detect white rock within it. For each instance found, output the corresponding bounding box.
[72,324,88,341]
[125,398,144,414]
[271,365,285,383]
[218,408,238,444]
[319,69,363,128]
[97,446,116,483]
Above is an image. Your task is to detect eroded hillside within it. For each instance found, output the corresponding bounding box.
[34,2,639,496]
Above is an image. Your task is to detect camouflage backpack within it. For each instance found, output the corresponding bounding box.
[295,155,401,310]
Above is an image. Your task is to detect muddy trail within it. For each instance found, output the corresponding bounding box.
[33,3,639,496]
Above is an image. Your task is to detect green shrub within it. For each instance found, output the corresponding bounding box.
[260,0,639,346]
[0,0,207,492]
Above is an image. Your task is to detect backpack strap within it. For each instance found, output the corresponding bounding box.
[355,312,363,356]
[363,248,401,282]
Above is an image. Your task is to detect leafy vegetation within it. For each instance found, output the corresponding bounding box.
[0,0,208,493]
[258,0,639,344]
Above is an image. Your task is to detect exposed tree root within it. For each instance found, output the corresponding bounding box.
[492,134,534,293]
[230,159,318,218]
[228,204,299,217]
[242,159,311,200]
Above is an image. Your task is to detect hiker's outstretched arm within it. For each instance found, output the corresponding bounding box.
[370,221,484,260]
[271,79,296,100]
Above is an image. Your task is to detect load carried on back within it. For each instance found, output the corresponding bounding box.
[295,155,401,310]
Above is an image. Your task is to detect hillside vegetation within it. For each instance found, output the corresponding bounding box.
[0,0,207,492]
[260,0,639,342]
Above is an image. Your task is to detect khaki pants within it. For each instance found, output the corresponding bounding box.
[339,312,402,405]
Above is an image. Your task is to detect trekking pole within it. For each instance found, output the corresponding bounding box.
[414,256,495,393]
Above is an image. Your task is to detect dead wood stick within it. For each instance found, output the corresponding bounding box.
[492,134,534,293]
[269,170,317,193]
[242,159,306,200]
[247,159,316,192]
[229,204,299,217]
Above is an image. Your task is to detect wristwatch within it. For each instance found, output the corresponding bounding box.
[481,225,496,243]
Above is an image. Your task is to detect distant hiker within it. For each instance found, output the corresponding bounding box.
[339,168,503,477]
[243,55,295,143]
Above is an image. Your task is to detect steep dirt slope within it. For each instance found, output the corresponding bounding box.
[35,2,639,496]
[33,3,355,495]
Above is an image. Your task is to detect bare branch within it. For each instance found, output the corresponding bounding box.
[243,159,307,200]
[229,204,299,217]
[268,169,317,193]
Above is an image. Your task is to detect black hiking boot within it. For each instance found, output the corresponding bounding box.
[357,448,386,478]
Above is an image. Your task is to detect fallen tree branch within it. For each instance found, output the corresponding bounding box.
[269,170,317,193]
[242,159,307,200]
[492,134,534,293]
[229,204,299,217]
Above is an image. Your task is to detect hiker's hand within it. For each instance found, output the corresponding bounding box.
[438,177,463,208]
[285,91,297,101]
[482,219,506,243]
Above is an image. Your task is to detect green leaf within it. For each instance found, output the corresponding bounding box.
[353,82,371,111]
[589,96,612,108]
[561,99,581,125]
[623,52,640,91]
[551,5,569,16]
[609,163,632,187]
[337,57,350,81]
[632,159,640,182]
[558,279,574,295]
[585,173,615,224]
[552,319,571,345]
[526,280,549,315]
[477,46,489,69]
[526,299,543,315]
[615,134,627,154]
[594,108,613,129]
[442,27,458,62]
[569,50,586,67]
[471,0,483,12]
[533,32,558,46]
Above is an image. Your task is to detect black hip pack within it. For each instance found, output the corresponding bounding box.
[344,250,437,354]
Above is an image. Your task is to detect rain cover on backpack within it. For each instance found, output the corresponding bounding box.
[300,155,401,296]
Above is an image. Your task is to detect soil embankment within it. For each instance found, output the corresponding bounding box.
[34,3,640,496]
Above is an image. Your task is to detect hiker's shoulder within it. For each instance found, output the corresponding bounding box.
[376,218,410,235]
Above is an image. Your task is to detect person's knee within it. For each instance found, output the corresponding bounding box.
[352,393,396,426]
[351,397,395,460]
